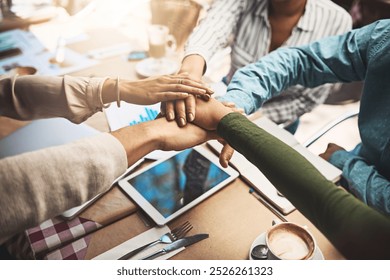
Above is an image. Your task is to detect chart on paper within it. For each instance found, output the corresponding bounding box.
[105,102,161,131]
[129,106,159,126]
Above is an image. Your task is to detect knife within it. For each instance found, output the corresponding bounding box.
[141,233,209,260]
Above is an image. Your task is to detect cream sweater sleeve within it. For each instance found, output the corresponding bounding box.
[0,133,127,243]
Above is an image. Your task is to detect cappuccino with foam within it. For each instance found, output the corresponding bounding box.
[266,222,316,260]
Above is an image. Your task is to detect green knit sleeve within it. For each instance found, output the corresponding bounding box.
[217,113,390,259]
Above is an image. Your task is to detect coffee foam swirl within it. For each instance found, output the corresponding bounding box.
[267,224,315,260]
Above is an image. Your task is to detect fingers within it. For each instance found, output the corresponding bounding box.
[163,95,195,125]
[158,73,214,125]
[160,102,166,117]
[158,91,189,101]
[200,94,211,101]
[221,101,244,114]
[221,102,236,108]
[232,107,244,114]
[175,99,187,127]
[165,101,175,121]
[185,94,196,122]
[167,82,211,97]
[170,73,214,96]
[219,143,235,168]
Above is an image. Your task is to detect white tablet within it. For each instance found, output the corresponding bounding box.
[118,146,239,225]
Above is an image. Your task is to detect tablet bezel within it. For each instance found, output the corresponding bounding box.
[118,145,239,225]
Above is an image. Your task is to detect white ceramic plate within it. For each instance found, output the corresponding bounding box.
[249,232,324,260]
[135,57,178,77]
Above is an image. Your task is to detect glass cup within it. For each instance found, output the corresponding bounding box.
[147,24,176,69]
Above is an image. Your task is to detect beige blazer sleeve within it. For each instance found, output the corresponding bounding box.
[0,74,107,123]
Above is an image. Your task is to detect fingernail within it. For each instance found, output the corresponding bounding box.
[167,112,174,121]
[179,117,186,127]
[187,113,194,122]
[208,89,214,94]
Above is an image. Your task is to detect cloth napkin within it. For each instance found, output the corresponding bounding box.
[5,186,138,259]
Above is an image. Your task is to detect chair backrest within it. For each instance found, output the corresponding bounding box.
[150,0,203,51]
[303,108,359,148]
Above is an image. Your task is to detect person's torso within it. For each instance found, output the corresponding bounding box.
[228,0,351,82]
[358,40,390,179]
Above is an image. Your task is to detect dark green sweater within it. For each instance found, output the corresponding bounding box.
[218,113,390,260]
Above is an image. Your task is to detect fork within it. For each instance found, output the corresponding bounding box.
[118,221,193,260]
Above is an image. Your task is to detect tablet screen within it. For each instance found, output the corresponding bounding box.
[127,148,231,218]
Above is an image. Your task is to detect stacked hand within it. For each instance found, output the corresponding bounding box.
[160,75,213,126]
[108,71,239,169]
[163,96,240,167]
[102,73,214,106]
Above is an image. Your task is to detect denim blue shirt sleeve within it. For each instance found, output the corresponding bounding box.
[221,20,371,114]
[330,150,390,215]
[221,19,390,215]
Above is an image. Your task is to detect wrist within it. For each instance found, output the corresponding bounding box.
[110,121,161,166]
[328,150,351,169]
[150,118,174,151]
[102,78,116,104]
[211,99,235,128]
[180,55,206,78]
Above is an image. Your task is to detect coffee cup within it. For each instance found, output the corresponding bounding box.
[265,221,316,260]
[147,24,176,59]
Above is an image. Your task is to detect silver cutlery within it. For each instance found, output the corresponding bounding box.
[141,233,209,260]
[118,221,193,260]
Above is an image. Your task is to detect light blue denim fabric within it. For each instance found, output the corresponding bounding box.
[219,19,390,215]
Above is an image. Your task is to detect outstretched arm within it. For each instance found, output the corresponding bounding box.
[0,73,213,123]
[0,117,213,243]
[193,98,390,259]
[219,19,381,114]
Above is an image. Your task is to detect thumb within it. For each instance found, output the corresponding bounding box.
[219,143,234,168]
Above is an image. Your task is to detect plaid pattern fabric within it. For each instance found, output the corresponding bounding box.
[44,234,93,260]
[6,216,101,259]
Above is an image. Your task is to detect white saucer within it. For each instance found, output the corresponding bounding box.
[135,57,178,77]
[249,232,324,260]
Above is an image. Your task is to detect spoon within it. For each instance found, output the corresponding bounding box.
[251,244,269,260]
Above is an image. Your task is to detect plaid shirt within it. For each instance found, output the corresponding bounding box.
[185,0,352,123]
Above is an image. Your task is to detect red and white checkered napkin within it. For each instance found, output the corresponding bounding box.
[6,216,101,259]
[44,234,94,260]
[27,217,100,256]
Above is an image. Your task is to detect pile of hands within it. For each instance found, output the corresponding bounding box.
[117,72,343,167]
[117,72,238,167]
